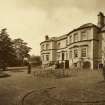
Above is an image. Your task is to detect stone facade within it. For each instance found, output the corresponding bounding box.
[40,12,105,69]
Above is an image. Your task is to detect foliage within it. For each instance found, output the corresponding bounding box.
[0,28,32,69]
[0,28,17,70]
[13,38,31,65]
[30,55,42,66]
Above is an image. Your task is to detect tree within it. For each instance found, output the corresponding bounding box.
[13,38,31,65]
[30,55,42,66]
[0,28,16,70]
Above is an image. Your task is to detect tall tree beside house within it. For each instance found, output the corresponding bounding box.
[13,38,31,65]
[0,28,16,70]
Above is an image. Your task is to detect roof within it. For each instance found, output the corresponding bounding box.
[79,23,97,28]
[40,37,57,45]
[68,23,99,35]
[55,23,97,40]
[56,34,67,41]
[40,23,99,45]
[50,37,57,40]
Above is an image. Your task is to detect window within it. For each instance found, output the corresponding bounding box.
[46,55,49,61]
[74,49,78,58]
[42,45,44,50]
[69,35,72,43]
[57,42,60,49]
[66,39,68,45]
[66,52,68,59]
[74,33,78,42]
[62,52,65,60]
[46,44,49,50]
[42,55,44,61]
[69,50,72,58]
[81,48,87,57]
[81,31,87,40]
[57,53,60,60]
[74,63,77,67]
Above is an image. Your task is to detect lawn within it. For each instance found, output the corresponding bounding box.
[0,68,105,105]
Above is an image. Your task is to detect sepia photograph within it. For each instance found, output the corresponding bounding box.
[0,0,105,105]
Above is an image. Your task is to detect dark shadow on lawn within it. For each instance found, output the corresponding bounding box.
[0,72,11,78]
[97,80,105,84]
[10,69,24,72]
[95,80,105,88]
[54,75,72,79]
[53,74,77,79]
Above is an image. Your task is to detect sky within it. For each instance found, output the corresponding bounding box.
[0,0,105,55]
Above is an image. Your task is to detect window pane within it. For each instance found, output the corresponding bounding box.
[81,48,87,57]
[81,31,87,40]
[74,33,78,42]
[69,36,72,43]
[69,51,72,58]
[62,53,65,60]
[42,45,44,50]
[57,53,60,60]
[58,43,60,49]
[42,55,44,61]
[74,49,78,58]
[46,44,49,50]
[46,55,49,61]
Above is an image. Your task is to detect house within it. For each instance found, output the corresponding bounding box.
[40,12,105,69]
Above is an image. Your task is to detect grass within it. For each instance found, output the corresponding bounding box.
[20,69,105,105]
[0,68,105,105]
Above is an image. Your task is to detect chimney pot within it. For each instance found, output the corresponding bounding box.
[45,35,49,40]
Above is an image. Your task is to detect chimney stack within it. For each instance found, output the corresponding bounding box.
[97,12,105,28]
[45,35,49,41]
